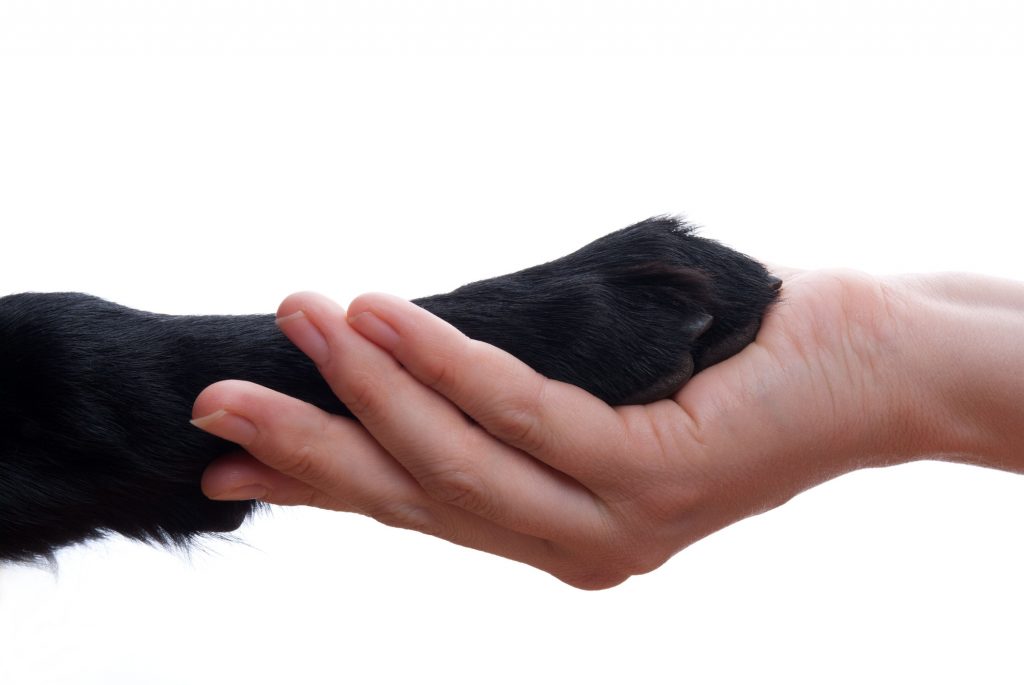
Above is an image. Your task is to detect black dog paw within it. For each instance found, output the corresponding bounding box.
[0,216,779,561]
[418,216,780,405]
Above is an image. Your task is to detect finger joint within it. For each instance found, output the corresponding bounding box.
[418,465,490,514]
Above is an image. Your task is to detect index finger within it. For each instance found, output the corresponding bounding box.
[345,293,629,485]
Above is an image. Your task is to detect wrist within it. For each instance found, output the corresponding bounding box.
[886,273,1024,471]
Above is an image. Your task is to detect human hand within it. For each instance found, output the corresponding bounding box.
[192,270,945,589]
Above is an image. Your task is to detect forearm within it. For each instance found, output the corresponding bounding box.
[891,272,1024,472]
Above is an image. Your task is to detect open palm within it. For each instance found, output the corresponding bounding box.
[195,269,906,589]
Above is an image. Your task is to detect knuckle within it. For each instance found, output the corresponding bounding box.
[279,442,322,482]
[494,407,544,452]
[340,369,385,420]
[266,411,333,482]
[365,501,438,534]
[418,351,461,394]
[414,335,476,394]
[480,386,548,453]
[418,465,489,512]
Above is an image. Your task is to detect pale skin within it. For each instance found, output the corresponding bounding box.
[191,269,1024,590]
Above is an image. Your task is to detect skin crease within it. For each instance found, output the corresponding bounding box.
[192,268,1024,590]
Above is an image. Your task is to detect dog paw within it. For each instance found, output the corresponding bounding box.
[414,216,781,405]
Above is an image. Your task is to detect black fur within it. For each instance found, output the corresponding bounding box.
[0,217,780,562]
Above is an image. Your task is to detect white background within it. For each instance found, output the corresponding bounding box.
[1,2,1023,683]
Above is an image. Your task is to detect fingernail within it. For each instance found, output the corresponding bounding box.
[208,484,268,501]
[275,310,330,365]
[348,311,400,351]
[190,409,259,446]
